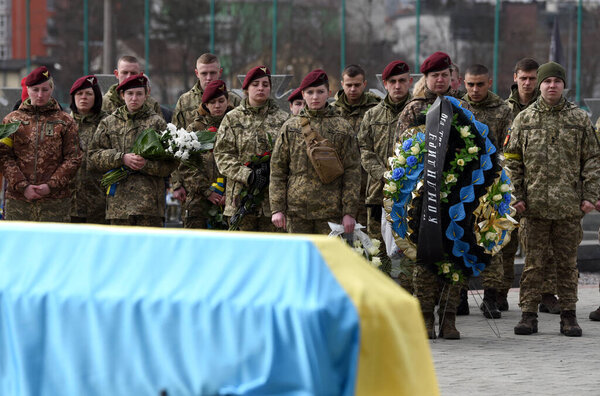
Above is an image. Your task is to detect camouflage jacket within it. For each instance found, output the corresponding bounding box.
[270,105,360,220]
[333,90,381,132]
[396,87,467,141]
[463,91,513,150]
[0,98,82,201]
[88,103,175,219]
[506,84,539,120]
[358,93,411,205]
[70,111,107,218]
[101,83,163,118]
[504,96,600,219]
[172,80,241,129]
[214,98,289,217]
[171,107,230,217]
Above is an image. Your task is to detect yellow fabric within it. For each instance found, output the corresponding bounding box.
[503,152,521,160]
[311,236,439,396]
[0,137,13,147]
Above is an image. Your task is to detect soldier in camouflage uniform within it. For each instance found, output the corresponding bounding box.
[172,53,241,130]
[357,60,414,290]
[396,52,470,339]
[214,66,289,232]
[173,80,231,229]
[462,64,513,318]
[334,64,380,227]
[506,58,560,314]
[68,75,108,224]
[89,75,175,227]
[0,66,82,222]
[102,55,162,117]
[270,69,360,235]
[505,62,600,337]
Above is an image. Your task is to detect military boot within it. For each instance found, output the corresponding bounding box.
[497,289,509,311]
[423,312,436,339]
[560,310,582,337]
[539,293,560,314]
[438,312,460,339]
[514,312,538,335]
[456,288,469,316]
[589,306,600,321]
[480,288,501,319]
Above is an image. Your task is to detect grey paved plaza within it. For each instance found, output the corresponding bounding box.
[431,281,600,396]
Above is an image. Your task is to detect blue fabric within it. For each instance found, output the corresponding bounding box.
[0,223,360,396]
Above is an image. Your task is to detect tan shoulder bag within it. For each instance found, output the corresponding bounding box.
[300,117,344,184]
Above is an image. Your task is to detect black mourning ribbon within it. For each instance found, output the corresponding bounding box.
[417,96,453,266]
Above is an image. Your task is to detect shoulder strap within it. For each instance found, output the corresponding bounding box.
[300,117,319,145]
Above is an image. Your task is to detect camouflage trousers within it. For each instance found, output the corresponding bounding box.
[413,265,461,314]
[520,218,557,295]
[482,253,504,290]
[5,198,70,222]
[111,215,164,227]
[518,217,581,313]
[499,227,519,291]
[183,215,209,229]
[235,214,279,233]
[287,217,336,235]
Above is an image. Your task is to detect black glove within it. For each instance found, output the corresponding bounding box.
[248,162,270,191]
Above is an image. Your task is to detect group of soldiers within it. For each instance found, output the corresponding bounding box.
[2,49,600,341]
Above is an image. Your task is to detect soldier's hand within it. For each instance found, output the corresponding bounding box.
[31,184,50,197]
[342,214,356,234]
[219,194,226,206]
[272,212,286,229]
[595,200,600,212]
[208,192,222,205]
[172,187,186,203]
[23,185,42,201]
[123,153,146,170]
[581,200,595,214]
[513,201,526,213]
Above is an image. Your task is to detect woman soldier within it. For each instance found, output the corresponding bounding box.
[213,66,289,232]
[0,66,82,221]
[69,75,108,224]
[172,80,232,228]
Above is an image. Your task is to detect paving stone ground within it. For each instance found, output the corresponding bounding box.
[430,282,600,396]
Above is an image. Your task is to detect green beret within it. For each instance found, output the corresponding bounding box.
[537,62,566,88]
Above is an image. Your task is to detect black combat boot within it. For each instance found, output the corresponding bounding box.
[480,288,501,319]
[456,288,469,315]
[514,312,538,335]
[438,312,460,339]
[539,293,560,314]
[589,307,600,321]
[497,289,509,311]
[560,310,582,337]
[423,312,436,339]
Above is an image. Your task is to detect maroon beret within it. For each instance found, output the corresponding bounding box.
[299,69,328,92]
[242,66,271,90]
[382,61,410,80]
[420,52,452,74]
[202,79,228,103]
[117,74,148,92]
[70,75,98,95]
[287,87,303,103]
[25,66,51,87]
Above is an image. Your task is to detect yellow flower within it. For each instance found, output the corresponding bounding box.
[411,146,420,155]
[492,194,503,202]
[500,183,511,193]
[354,247,364,255]
[457,159,465,166]
[442,263,451,274]
[452,273,460,282]
[368,246,380,256]
[468,146,479,154]
[460,126,471,138]
[485,231,497,241]
[397,155,406,165]
[440,191,448,199]
[445,173,457,184]
[353,240,362,248]
[371,239,381,249]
